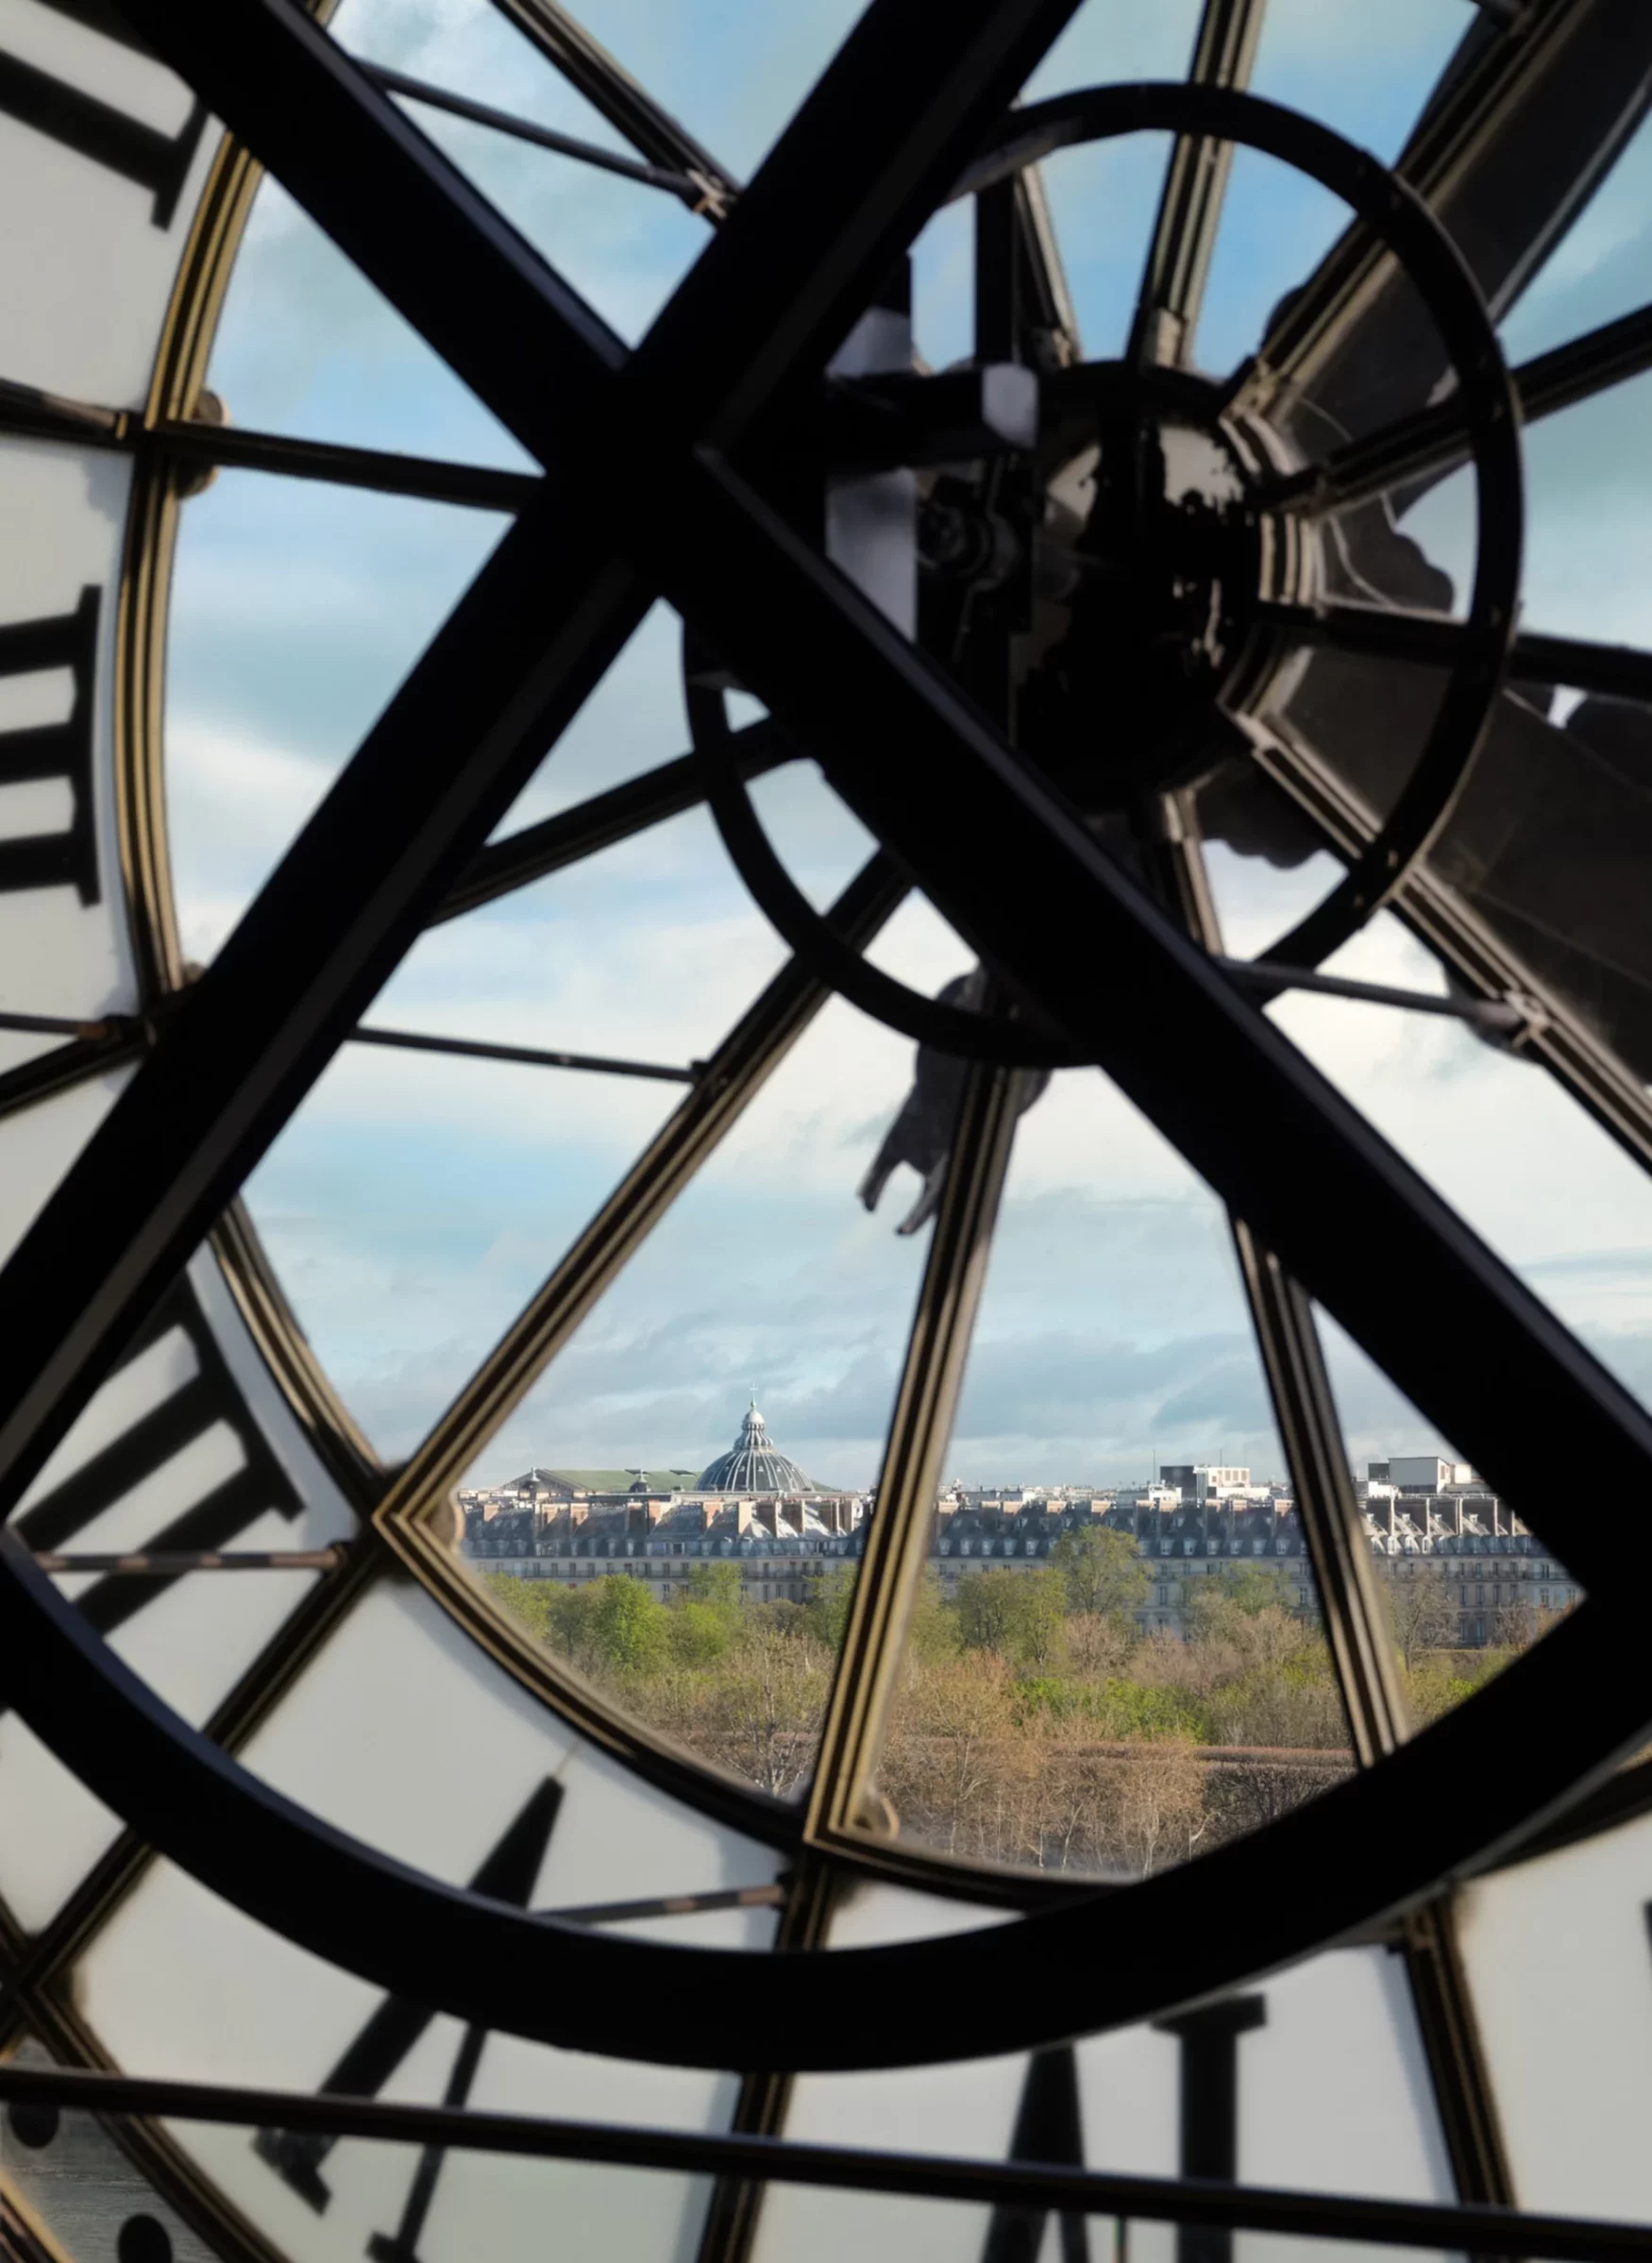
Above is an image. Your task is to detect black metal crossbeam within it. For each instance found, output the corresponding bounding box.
[0,2061,1644,2260]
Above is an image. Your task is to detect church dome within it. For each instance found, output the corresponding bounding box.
[697,1401,814,1495]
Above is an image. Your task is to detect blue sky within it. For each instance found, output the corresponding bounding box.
[161,0,1652,1490]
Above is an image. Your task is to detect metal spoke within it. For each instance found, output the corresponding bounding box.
[548,1882,786,1927]
[435,717,791,923]
[485,0,737,219]
[0,373,124,446]
[1260,297,1652,518]
[365,61,713,208]
[1261,598,1652,705]
[32,1547,344,1574]
[1244,698,1652,1177]
[695,1856,838,2263]
[148,418,539,508]
[1128,0,1266,369]
[0,372,541,508]
[0,1028,144,1127]
[1509,627,1652,704]
[349,1023,697,1084]
[804,1054,1026,1847]
[0,1007,130,1040]
[1217,956,1529,1033]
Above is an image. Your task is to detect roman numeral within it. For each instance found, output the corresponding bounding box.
[1154,1997,1267,2263]
[14,1277,301,1639]
[982,2045,1089,2263]
[0,589,100,905]
[254,1782,563,2254]
[0,8,207,229]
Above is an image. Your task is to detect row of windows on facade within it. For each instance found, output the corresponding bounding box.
[459,1490,1554,1566]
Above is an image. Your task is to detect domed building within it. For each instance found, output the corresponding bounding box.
[696,1400,815,1495]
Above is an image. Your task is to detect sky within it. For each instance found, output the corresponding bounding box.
[159,0,1652,1493]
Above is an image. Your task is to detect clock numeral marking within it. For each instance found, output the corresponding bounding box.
[14,1276,302,1639]
[1154,1997,1267,2263]
[982,2045,1088,2263]
[0,20,206,229]
[254,1780,563,2255]
[0,587,100,905]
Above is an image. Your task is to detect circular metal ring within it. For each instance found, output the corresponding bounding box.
[955,83,1524,979]
[694,81,1523,1056]
[0,87,1557,2086]
[686,637,1085,1066]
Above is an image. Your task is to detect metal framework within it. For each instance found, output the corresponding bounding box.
[3,0,1652,2255]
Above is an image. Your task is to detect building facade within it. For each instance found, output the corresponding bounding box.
[460,1461,1576,1645]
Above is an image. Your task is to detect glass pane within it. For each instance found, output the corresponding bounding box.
[384,86,708,351]
[1197,4,1469,414]
[0,439,140,1020]
[1,2038,222,2263]
[201,171,528,463]
[1024,132,1176,366]
[0,0,224,404]
[238,801,780,1458]
[165,470,509,967]
[1498,110,1652,370]
[755,1929,1454,2263]
[0,1247,359,1933]
[1003,0,1201,363]
[866,1067,1355,1881]
[1500,375,1652,649]
[1,2039,723,2263]
[1268,913,1652,1426]
[1458,1805,1652,2220]
[73,1577,784,2252]
[484,600,702,837]
[1074,1947,1453,2255]
[754,1883,1028,2263]
[528,0,862,184]
[1316,1306,1583,1721]
[449,988,935,1796]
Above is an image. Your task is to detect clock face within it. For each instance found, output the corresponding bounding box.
[3,0,1652,2259]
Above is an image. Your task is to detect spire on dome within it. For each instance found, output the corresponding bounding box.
[697,1400,813,1494]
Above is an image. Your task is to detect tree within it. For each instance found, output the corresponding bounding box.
[1384,1572,1461,1673]
[588,1574,667,1674]
[667,1560,744,1664]
[1052,1525,1150,1623]
[955,1568,1067,1669]
[805,1564,858,1651]
[684,1560,745,1619]
[667,1600,733,1666]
